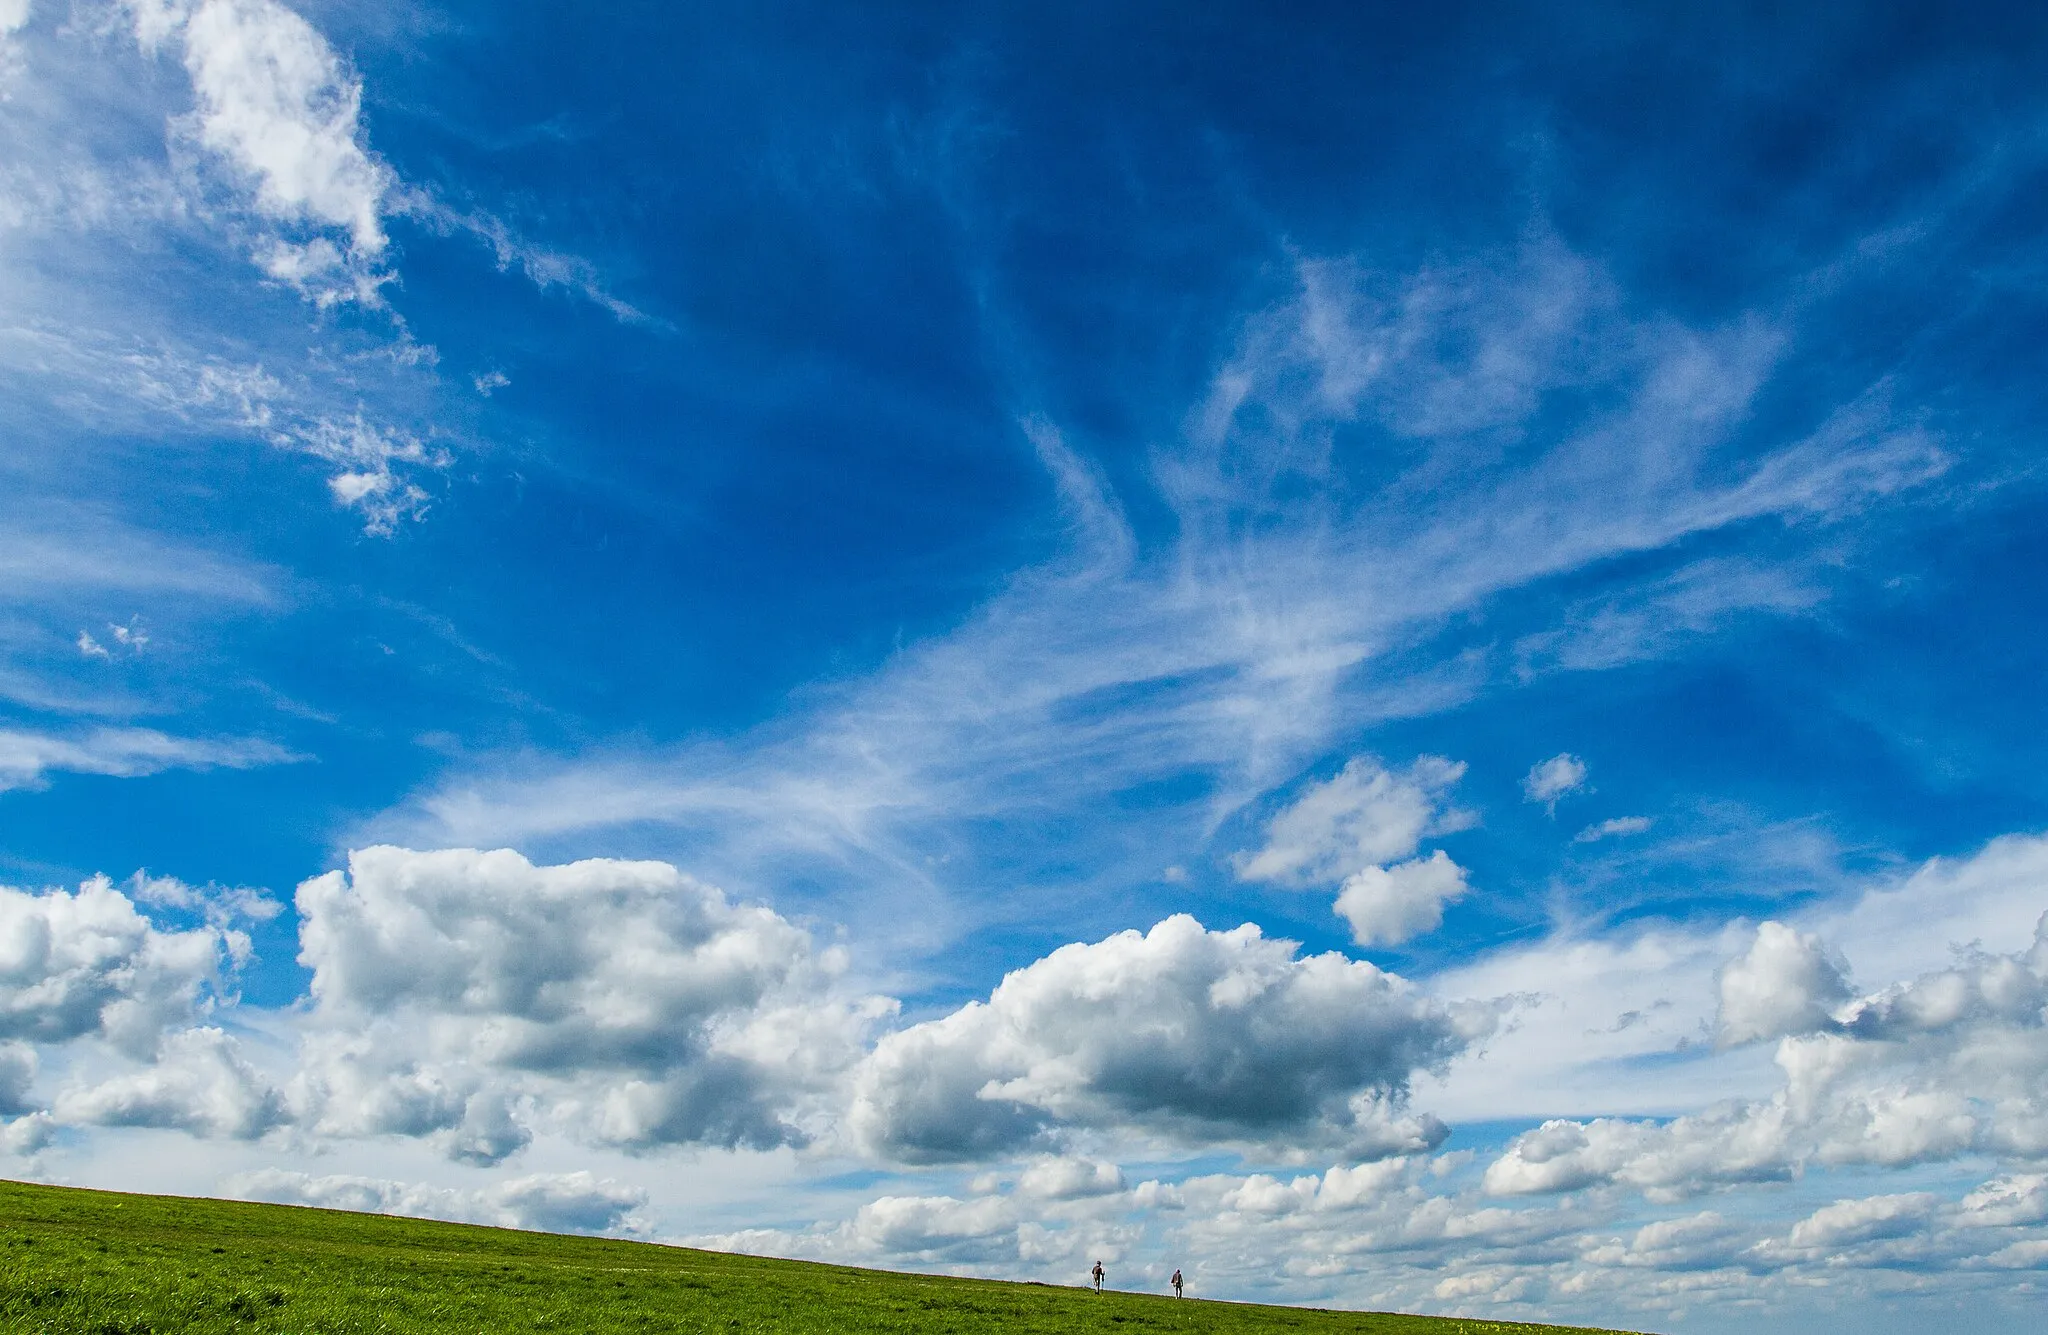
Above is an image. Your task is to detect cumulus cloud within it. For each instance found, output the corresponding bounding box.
[1483,909,2048,1200]
[1237,755,1468,887]
[290,846,881,1162]
[1785,1192,1938,1252]
[225,1167,649,1235]
[848,914,1483,1163]
[1717,921,1852,1046]
[1481,1108,1799,1200]
[0,725,299,793]
[1522,754,1588,810]
[1334,850,1472,947]
[3,1111,54,1156]
[1016,1156,1127,1200]
[56,1025,285,1139]
[0,873,246,1057]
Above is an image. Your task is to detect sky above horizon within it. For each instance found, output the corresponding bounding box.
[5,1,2048,1330]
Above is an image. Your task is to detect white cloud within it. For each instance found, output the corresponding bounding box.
[126,872,283,927]
[56,1025,285,1139]
[1334,850,1472,946]
[847,913,1483,1163]
[397,190,648,324]
[127,0,394,304]
[1573,816,1652,843]
[3,1111,53,1155]
[1515,556,1829,677]
[290,846,881,1162]
[225,1167,650,1235]
[0,724,300,792]
[1956,1173,2048,1229]
[1237,756,1469,887]
[379,241,1947,984]
[0,873,245,1057]
[847,1193,1021,1257]
[0,0,28,36]
[1419,832,2048,1133]
[1480,904,2048,1201]
[26,331,450,534]
[1016,1156,1127,1200]
[296,414,443,533]
[1522,754,1588,809]
[1785,1192,1939,1251]
[1481,1108,1799,1200]
[1716,921,1852,1046]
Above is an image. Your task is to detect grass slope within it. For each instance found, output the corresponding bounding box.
[0,1178,1647,1335]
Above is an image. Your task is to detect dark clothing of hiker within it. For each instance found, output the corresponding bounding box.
[1171,1270,1183,1298]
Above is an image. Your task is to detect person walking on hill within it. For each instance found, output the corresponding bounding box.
[1091,1260,1104,1294]
[1171,1269,1183,1298]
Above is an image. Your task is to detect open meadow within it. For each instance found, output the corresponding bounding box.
[0,1179,1649,1335]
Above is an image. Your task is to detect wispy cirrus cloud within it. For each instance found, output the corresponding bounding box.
[0,724,299,792]
[373,238,1948,962]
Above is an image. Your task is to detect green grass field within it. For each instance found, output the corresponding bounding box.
[0,1178,1647,1335]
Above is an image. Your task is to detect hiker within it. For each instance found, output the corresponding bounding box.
[1091,1260,1104,1294]
[1171,1269,1183,1298]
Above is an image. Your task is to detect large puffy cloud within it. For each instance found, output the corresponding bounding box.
[1236,756,1468,887]
[849,914,1485,1163]
[225,1168,649,1236]
[0,872,246,1057]
[1716,920,1852,1046]
[290,846,883,1162]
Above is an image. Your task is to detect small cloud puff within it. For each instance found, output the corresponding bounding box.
[1522,753,1588,810]
[1237,755,1469,888]
[1334,850,1471,947]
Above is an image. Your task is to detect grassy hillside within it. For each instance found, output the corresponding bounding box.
[0,1177,1646,1335]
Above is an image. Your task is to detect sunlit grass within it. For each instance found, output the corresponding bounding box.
[0,1177,1646,1334]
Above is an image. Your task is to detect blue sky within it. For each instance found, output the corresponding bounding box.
[6,1,2048,1329]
